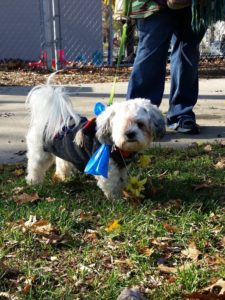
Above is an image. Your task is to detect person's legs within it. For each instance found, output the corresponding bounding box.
[167,7,206,132]
[126,10,174,106]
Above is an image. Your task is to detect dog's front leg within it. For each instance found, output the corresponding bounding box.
[53,157,74,182]
[96,159,127,199]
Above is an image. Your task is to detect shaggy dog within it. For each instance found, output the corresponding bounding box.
[25,82,165,199]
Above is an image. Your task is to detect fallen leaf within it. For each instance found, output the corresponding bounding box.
[114,259,133,267]
[192,184,213,191]
[158,170,168,178]
[138,246,154,257]
[153,199,182,210]
[221,237,225,247]
[205,254,225,267]
[0,292,18,300]
[13,192,40,204]
[203,279,225,295]
[214,158,225,170]
[23,284,32,294]
[158,263,193,274]
[83,231,98,243]
[14,168,25,176]
[163,223,179,233]
[204,144,213,152]
[157,264,177,274]
[14,215,63,244]
[46,197,56,202]
[151,237,172,250]
[182,241,202,261]
[122,190,143,207]
[105,219,121,232]
[11,186,24,194]
[185,291,225,299]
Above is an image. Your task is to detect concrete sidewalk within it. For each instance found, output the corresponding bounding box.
[0,78,224,164]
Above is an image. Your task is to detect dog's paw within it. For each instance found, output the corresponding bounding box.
[26,175,43,185]
[52,173,69,183]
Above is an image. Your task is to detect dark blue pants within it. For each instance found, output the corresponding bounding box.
[126,8,206,125]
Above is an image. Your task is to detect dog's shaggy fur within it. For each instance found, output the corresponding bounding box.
[26,83,165,199]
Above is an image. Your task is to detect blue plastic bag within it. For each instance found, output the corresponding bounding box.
[94,102,106,116]
[84,102,111,178]
[84,144,110,178]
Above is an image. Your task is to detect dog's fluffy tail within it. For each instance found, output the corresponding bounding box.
[26,79,80,141]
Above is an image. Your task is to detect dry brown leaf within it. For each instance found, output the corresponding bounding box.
[13,192,40,204]
[0,292,18,300]
[83,231,99,243]
[182,241,202,261]
[158,263,192,274]
[122,190,142,206]
[23,284,32,294]
[163,223,179,233]
[151,237,172,250]
[138,246,154,257]
[114,259,133,267]
[185,291,225,299]
[204,144,213,152]
[15,215,62,244]
[153,199,182,210]
[46,197,56,202]
[205,254,225,267]
[214,158,225,170]
[203,279,225,295]
[157,264,177,274]
[221,237,225,247]
[193,184,213,191]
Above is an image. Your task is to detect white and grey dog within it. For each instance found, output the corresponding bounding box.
[26,81,165,199]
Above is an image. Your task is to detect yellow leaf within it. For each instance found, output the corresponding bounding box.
[126,176,147,198]
[105,219,121,232]
[14,168,25,176]
[138,155,151,168]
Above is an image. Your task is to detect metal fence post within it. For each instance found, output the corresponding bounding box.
[41,0,53,71]
[108,0,114,66]
[52,0,62,70]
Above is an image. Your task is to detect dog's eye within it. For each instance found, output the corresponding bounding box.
[137,121,145,129]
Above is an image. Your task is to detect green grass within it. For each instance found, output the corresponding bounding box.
[0,143,224,300]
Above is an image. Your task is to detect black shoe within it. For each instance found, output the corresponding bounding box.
[167,117,200,134]
[117,288,147,300]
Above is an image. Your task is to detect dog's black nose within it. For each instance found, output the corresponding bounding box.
[126,130,136,140]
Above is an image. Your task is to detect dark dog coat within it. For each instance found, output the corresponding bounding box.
[44,117,135,173]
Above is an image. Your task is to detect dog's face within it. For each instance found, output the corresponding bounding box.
[96,99,165,152]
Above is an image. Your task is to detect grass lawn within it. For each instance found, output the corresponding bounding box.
[0,143,225,300]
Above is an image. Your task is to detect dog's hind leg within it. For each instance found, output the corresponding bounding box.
[53,157,73,182]
[26,129,54,184]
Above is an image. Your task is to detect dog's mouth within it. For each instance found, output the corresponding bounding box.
[120,140,144,152]
[124,138,139,144]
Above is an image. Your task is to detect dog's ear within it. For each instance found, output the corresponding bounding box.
[143,102,166,141]
[95,104,117,145]
[150,106,166,141]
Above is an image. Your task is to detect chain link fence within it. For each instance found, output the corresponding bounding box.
[0,1,224,71]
